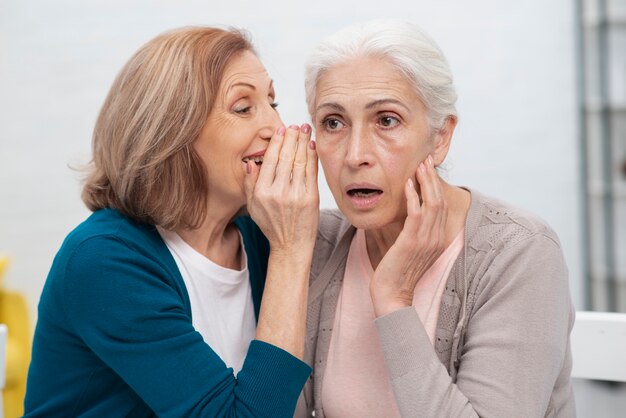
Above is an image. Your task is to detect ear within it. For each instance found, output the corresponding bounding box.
[432,115,457,166]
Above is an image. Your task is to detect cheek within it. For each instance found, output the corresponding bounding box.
[316,149,343,195]
[379,148,418,182]
[316,141,336,170]
[318,155,340,188]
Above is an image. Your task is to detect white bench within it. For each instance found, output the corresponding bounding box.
[570,311,626,382]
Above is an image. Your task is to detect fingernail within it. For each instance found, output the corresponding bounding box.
[289,124,300,130]
[309,140,316,150]
[419,162,426,173]
[406,178,414,188]
[245,161,251,174]
[277,126,286,135]
[301,123,311,133]
[427,155,433,165]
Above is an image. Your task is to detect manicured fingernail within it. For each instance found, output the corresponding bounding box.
[419,162,426,173]
[427,155,433,165]
[245,161,251,174]
[301,123,311,133]
[289,124,299,130]
[309,140,316,150]
[407,178,414,188]
[277,126,286,135]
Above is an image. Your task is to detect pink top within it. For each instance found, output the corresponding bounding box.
[322,228,464,418]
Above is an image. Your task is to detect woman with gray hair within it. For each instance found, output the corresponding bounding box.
[298,20,575,417]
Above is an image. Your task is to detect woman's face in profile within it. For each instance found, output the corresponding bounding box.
[313,56,435,230]
[194,51,282,208]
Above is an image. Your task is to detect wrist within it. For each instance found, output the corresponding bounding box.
[372,299,412,318]
[269,242,315,260]
[370,285,414,318]
[267,248,314,278]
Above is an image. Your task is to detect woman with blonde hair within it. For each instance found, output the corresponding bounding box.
[298,20,575,417]
[25,26,319,417]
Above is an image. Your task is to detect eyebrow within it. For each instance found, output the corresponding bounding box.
[227,80,274,94]
[315,98,410,114]
[228,82,256,93]
[365,98,410,112]
[315,102,346,113]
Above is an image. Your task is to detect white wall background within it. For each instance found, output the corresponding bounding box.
[10,1,626,416]
[1,0,582,351]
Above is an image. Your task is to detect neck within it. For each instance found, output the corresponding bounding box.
[365,181,470,269]
[175,197,243,270]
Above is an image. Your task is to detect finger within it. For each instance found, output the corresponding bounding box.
[243,160,261,202]
[291,123,312,187]
[305,138,319,193]
[427,156,448,234]
[420,156,446,239]
[417,157,438,207]
[401,177,422,236]
[415,159,441,236]
[274,125,300,186]
[257,126,285,185]
[426,155,443,201]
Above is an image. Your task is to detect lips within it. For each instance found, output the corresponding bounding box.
[345,183,383,209]
[346,183,383,197]
[347,188,382,197]
[242,150,266,165]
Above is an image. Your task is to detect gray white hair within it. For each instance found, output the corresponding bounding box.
[305,19,457,130]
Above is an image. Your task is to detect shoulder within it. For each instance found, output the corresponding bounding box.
[55,208,176,284]
[64,208,162,253]
[310,209,352,279]
[43,209,186,327]
[466,189,562,253]
[317,209,351,246]
[463,189,569,306]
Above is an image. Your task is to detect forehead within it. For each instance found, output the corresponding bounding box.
[315,56,420,108]
[220,51,271,91]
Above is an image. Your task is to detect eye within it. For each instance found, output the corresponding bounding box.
[321,117,345,131]
[233,106,252,114]
[270,102,279,110]
[378,114,400,128]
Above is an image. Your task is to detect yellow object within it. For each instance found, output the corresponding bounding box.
[0,256,31,418]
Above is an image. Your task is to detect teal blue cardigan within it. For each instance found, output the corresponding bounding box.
[24,209,311,417]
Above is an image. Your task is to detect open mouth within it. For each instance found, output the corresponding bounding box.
[242,156,264,165]
[347,188,383,198]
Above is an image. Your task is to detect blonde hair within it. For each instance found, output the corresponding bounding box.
[82,26,253,230]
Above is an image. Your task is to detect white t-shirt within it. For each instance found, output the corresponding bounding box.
[157,227,256,374]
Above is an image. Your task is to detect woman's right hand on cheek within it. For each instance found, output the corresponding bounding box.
[244,124,320,256]
[370,155,448,317]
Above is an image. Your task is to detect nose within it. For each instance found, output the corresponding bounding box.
[344,124,372,168]
[258,103,283,141]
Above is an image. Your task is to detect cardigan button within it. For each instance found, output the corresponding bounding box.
[312,410,316,417]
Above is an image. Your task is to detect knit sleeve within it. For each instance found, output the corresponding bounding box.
[375,233,573,418]
[62,235,310,418]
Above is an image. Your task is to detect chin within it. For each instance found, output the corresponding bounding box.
[342,208,393,231]
[340,201,409,231]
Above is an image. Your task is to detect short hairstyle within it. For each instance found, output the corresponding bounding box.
[81,26,253,230]
[305,19,457,130]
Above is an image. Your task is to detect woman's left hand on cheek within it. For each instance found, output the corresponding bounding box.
[370,155,448,317]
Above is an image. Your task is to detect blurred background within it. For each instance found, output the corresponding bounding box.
[0,0,624,416]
